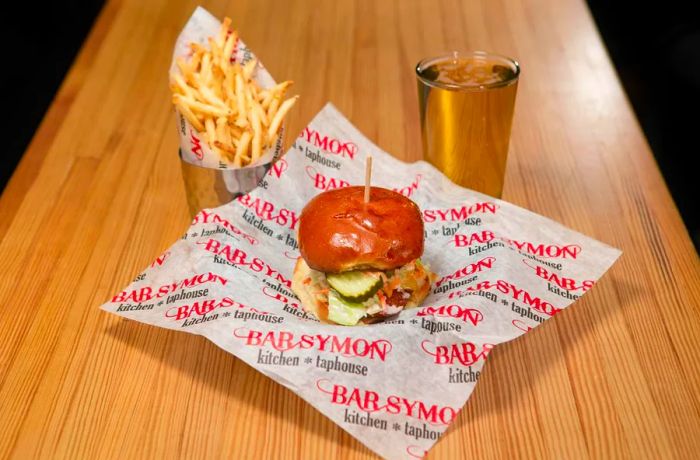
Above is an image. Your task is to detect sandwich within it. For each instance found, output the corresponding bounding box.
[291,186,435,325]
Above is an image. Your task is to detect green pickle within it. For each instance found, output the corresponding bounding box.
[326,270,383,302]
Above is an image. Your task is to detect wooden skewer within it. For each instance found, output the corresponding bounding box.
[364,156,372,203]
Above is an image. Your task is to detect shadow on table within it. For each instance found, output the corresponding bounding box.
[446,270,640,436]
[104,321,372,456]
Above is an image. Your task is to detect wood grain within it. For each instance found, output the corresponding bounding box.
[1,0,699,458]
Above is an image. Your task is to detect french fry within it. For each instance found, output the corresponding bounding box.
[243,59,257,80]
[270,80,293,95]
[205,118,217,143]
[268,95,298,139]
[254,99,268,127]
[223,29,238,63]
[176,57,191,75]
[234,130,252,167]
[205,117,228,159]
[260,90,274,110]
[179,95,232,118]
[217,17,232,47]
[208,37,220,66]
[200,53,212,85]
[234,73,247,127]
[170,17,298,167]
[267,95,281,123]
[214,140,236,156]
[190,42,207,56]
[189,48,203,72]
[223,68,236,106]
[172,74,194,98]
[210,68,225,100]
[174,97,205,132]
[250,106,262,162]
[197,83,228,109]
[216,117,231,147]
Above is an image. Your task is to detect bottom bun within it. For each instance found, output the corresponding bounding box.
[291,257,329,323]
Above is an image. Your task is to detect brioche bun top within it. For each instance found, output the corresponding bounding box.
[298,186,424,273]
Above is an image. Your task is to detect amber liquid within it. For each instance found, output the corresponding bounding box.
[417,55,518,197]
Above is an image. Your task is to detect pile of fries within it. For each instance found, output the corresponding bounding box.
[170,18,298,167]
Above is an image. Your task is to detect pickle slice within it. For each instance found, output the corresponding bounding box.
[328,290,368,326]
[326,270,383,302]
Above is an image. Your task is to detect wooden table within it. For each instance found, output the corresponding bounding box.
[1,0,699,458]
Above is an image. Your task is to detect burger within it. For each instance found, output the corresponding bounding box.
[291,186,436,325]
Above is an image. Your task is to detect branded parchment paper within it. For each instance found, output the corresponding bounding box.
[172,7,284,196]
[102,103,621,459]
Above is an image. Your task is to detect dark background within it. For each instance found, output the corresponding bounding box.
[1,1,698,252]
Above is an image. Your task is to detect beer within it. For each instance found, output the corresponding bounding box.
[416,52,519,197]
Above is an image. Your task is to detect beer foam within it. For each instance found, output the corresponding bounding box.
[421,57,516,87]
